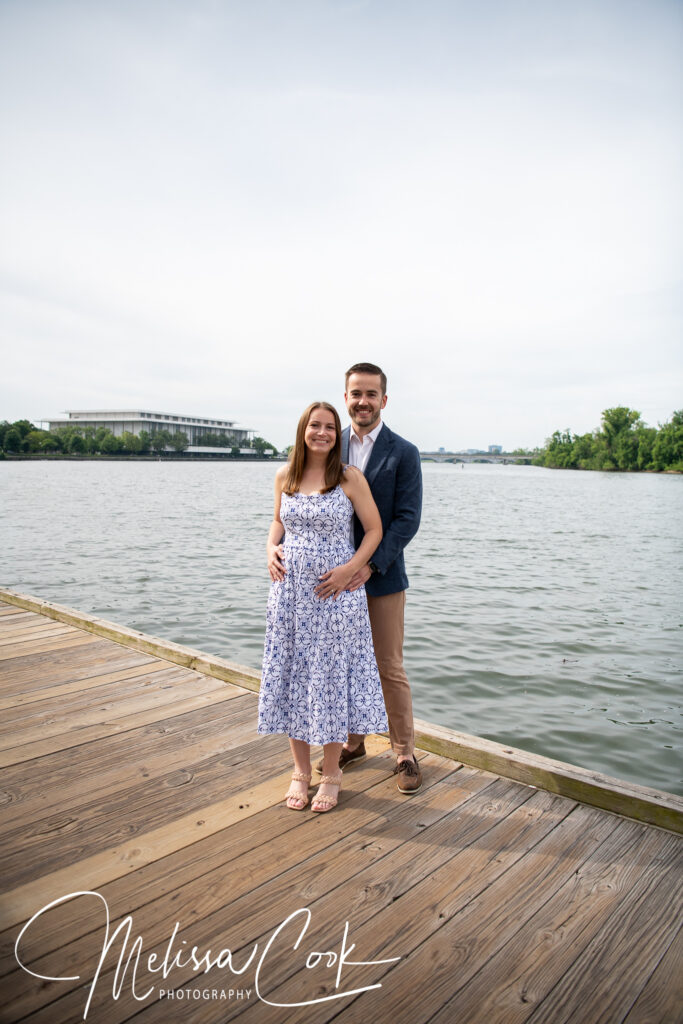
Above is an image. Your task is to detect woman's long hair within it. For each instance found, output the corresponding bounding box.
[283,402,344,495]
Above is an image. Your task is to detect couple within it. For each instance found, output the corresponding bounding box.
[257,362,423,813]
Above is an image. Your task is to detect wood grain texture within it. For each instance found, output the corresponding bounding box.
[0,595,681,1024]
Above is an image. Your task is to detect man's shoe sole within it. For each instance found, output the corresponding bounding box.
[397,779,422,794]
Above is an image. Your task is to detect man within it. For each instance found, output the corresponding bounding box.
[315,362,423,792]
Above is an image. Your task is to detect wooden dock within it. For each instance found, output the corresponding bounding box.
[0,591,681,1024]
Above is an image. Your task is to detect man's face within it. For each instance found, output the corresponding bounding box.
[345,372,387,432]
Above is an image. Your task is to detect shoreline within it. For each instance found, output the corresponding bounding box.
[0,453,286,462]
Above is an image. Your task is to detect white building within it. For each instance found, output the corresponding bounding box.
[46,410,254,447]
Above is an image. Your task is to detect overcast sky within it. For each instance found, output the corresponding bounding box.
[1,0,681,450]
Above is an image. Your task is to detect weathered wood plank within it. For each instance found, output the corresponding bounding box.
[428,823,681,1024]
[0,664,229,728]
[0,768,289,932]
[0,609,36,623]
[2,733,394,935]
[523,840,683,1023]
[0,659,171,712]
[0,592,680,1024]
[0,668,230,745]
[0,724,280,887]
[0,682,248,768]
[0,692,255,794]
[621,924,683,1024]
[121,785,573,1024]
[2,758,483,1023]
[267,802,619,1024]
[0,695,256,828]
[0,736,394,972]
[0,632,101,662]
[1,751,451,1019]
[0,641,161,692]
[414,718,683,834]
[0,590,261,691]
[0,623,78,644]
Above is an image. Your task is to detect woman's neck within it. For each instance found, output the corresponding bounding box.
[300,453,327,491]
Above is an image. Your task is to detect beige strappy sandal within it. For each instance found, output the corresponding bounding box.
[285,771,312,810]
[311,771,342,813]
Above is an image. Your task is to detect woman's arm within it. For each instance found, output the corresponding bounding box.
[315,468,382,599]
[266,467,287,582]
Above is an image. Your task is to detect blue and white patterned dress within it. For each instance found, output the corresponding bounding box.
[258,484,387,745]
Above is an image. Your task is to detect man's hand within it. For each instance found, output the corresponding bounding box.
[345,563,373,592]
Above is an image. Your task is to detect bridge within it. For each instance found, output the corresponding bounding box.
[420,451,534,465]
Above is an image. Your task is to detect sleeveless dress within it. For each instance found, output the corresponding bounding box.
[258,484,388,745]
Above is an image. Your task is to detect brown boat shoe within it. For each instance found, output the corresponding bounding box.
[393,755,422,794]
[313,740,366,775]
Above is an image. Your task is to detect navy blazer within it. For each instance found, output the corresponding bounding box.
[342,423,422,597]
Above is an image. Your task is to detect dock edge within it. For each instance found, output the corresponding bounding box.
[1,587,681,835]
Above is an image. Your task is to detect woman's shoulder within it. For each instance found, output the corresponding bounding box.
[340,464,366,492]
[274,464,289,483]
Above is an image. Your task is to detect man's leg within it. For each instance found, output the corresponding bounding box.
[351,590,415,758]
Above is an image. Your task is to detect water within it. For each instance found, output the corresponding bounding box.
[1,460,681,794]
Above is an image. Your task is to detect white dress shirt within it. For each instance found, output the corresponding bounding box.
[348,420,383,474]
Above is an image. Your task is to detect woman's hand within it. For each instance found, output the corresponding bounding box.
[315,561,355,600]
[267,543,286,581]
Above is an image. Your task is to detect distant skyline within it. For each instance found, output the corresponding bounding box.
[1,0,681,451]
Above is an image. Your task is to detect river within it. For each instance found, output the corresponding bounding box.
[1,459,681,794]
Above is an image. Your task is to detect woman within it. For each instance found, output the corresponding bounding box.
[258,401,387,812]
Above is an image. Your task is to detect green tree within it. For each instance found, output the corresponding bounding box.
[138,430,151,454]
[100,432,123,454]
[121,431,142,454]
[94,427,110,452]
[539,429,576,468]
[12,419,34,439]
[636,426,657,470]
[68,433,86,454]
[571,432,594,468]
[151,430,171,454]
[82,427,98,455]
[652,410,683,471]
[3,427,22,452]
[168,431,189,452]
[252,436,276,455]
[25,429,49,452]
[600,407,643,470]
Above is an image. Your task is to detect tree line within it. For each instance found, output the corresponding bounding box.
[0,420,278,457]
[533,407,683,472]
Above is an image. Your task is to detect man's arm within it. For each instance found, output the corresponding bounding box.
[370,442,422,574]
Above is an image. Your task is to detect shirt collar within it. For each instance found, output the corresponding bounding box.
[350,420,383,446]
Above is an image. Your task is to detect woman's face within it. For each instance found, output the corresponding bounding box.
[304,407,336,455]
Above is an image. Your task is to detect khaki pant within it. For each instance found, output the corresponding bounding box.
[349,590,414,757]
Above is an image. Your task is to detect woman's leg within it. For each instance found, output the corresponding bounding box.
[286,738,312,809]
[312,742,343,811]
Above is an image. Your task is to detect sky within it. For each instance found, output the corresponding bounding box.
[1,0,681,451]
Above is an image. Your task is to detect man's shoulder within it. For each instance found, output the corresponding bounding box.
[381,424,420,458]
